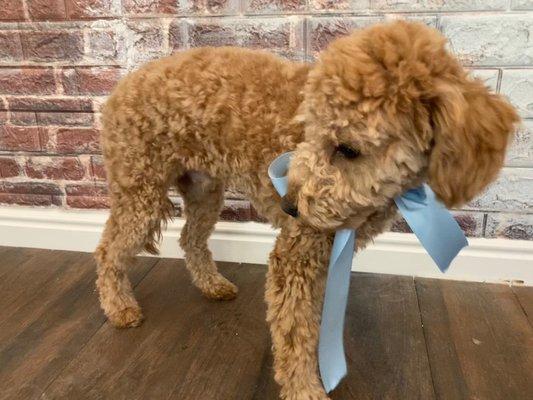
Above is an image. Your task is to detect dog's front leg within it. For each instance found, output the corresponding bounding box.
[266,223,333,400]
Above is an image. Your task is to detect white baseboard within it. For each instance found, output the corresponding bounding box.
[1,206,532,285]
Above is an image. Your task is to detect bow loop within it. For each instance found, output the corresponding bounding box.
[398,185,428,211]
[268,152,292,197]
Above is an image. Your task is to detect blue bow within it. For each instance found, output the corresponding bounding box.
[268,152,468,393]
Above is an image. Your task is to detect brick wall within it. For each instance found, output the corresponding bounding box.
[0,0,531,240]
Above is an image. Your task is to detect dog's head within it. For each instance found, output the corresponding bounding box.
[284,21,519,231]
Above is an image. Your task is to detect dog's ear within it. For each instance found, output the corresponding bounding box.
[427,79,519,208]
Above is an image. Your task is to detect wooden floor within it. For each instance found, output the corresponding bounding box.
[0,247,531,400]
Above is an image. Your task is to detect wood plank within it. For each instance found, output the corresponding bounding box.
[0,246,50,282]
[416,278,533,400]
[332,273,435,400]
[512,285,533,326]
[0,252,157,400]
[42,260,270,400]
[251,342,279,400]
[0,252,95,349]
[0,249,83,325]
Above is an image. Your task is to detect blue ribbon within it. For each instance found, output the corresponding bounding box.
[268,152,468,393]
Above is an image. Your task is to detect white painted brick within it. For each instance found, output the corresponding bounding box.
[440,15,533,66]
[485,213,533,240]
[470,69,499,92]
[500,69,533,119]
[310,0,370,11]
[185,17,305,61]
[123,20,168,69]
[512,0,533,10]
[469,168,533,212]
[374,0,507,11]
[307,16,383,56]
[384,14,438,28]
[507,120,533,167]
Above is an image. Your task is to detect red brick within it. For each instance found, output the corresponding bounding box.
[26,0,67,20]
[454,214,481,237]
[61,67,122,95]
[0,111,7,124]
[25,156,86,180]
[66,0,117,19]
[9,111,93,127]
[0,31,24,61]
[67,194,109,208]
[244,0,306,13]
[0,0,25,21]
[65,183,109,208]
[250,205,267,222]
[7,97,93,112]
[0,182,62,206]
[0,126,46,151]
[55,127,101,153]
[123,0,180,14]
[20,31,84,62]
[10,111,38,126]
[65,183,107,196]
[0,68,56,95]
[0,157,20,178]
[220,200,252,221]
[38,111,94,127]
[90,155,106,179]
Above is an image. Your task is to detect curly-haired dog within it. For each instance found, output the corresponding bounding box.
[95,21,518,399]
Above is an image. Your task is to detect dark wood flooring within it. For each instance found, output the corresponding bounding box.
[0,246,531,400]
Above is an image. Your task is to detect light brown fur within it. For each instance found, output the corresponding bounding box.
[95,21,519,398]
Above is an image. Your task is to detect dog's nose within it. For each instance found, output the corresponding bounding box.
[281,196,299,218]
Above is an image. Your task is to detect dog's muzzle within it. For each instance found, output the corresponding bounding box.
[281,196,298,218]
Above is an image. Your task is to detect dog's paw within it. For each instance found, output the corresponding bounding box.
[199,274,238,301]
[107,306,144,328]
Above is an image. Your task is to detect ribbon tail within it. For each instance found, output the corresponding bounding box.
[395,185,468,272]
[318,229,356,393]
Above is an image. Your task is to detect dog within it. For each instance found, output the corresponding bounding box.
[94,21,519,399]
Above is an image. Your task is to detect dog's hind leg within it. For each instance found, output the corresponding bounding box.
[177,172,238,300]
[95,180,174,328]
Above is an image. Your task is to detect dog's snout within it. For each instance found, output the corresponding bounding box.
[281,196,299,218]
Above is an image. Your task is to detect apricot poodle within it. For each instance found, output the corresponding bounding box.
[95,21,518,399]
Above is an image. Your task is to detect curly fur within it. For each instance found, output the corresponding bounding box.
[95,21,519,399]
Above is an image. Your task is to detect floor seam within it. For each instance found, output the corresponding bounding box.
[414,277,439,400]
[510,286,532,329]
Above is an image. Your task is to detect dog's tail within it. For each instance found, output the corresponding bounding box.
[142,195,175,255]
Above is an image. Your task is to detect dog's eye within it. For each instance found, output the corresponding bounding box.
[335,144,360,159]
